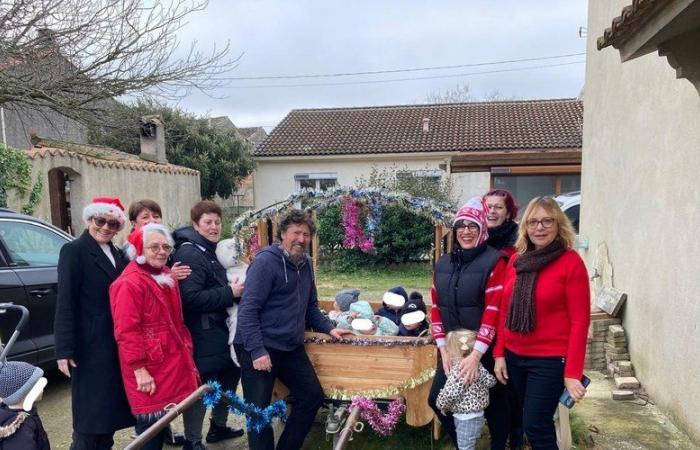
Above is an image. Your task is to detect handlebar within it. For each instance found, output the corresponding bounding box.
[0,303,31,362]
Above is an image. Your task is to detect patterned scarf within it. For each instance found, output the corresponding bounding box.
[506,239,566,334]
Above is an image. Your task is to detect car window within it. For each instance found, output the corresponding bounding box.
[0,220,69,267]
[563,205,580,234]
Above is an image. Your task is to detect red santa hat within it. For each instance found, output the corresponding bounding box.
[82,196,126,228]
[452,197,489,246]
[125,223,173,264]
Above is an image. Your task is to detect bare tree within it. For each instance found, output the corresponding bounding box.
[0,0,239,125]
[425,84,518,104]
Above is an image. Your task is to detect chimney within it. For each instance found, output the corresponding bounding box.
[422,117,430,133]
[139,115,168,164]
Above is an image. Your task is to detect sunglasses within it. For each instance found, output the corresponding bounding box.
[145,244,173,254]
[92,217,121,231]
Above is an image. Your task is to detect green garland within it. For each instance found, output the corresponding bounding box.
[325,367,436,400]
[0,144,43,214]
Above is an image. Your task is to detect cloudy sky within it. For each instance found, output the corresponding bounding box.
[177,0,588,130]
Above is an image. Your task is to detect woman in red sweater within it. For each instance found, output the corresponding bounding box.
[494,196,590,450]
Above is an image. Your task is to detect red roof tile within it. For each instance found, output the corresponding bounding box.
[597,0,670,50]
[254,99,582,157]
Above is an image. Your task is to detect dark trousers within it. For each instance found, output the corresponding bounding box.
[184,363,241,442]
[506,351,565,450]
[235,344,325,450]
[69,432,114,450]
[429,352,518,450]
[134,415,166,450]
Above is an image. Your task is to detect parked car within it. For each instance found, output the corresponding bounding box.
[555,191,581,233]
[0,209,72,367]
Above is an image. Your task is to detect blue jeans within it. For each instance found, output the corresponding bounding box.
[506,351,565,450]
[235,344,325,450]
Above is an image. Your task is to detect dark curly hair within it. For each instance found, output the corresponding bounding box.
[276,209,316,241]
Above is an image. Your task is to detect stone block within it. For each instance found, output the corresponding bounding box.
[608,324,625,335]
[605,345,629,354]
[607,352,631,361]
[615,377,640,390]
[612,390,635,401]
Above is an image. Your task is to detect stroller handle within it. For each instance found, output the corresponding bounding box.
[0,303,30,362]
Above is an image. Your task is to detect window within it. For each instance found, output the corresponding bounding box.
[397,170,441,192]
[295,173,338,191]
[492,174,581,216]
[0,220,69,267]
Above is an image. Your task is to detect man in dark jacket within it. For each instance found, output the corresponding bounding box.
[172,201,244,450]
[235,210,353,450]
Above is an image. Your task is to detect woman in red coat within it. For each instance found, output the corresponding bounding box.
[110,224,200,450]
[494,197,590,450]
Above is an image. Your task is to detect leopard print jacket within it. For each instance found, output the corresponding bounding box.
[435,362,497,414]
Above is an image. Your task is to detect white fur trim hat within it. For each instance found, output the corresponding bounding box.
[383,292,406,308]
[82,196,126,229]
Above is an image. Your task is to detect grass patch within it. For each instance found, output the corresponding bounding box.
[315,262,432,300]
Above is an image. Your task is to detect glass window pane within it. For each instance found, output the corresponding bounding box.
[0,221,69,267]
[560,175,581,194]
[298,179,315,190]
[563,204,580,233]
[318,178,337,191]
[493,175,557,217]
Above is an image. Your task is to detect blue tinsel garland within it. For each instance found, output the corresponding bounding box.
[203,381,287,433]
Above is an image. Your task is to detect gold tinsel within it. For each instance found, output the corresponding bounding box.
[325,368,436,400]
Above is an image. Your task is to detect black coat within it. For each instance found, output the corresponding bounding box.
[53,231,134,434]
[0,405,50,450]
[172,226,235,375]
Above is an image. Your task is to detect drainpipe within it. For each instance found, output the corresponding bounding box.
[1,107,6,146]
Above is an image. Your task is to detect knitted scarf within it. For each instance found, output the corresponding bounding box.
[506,239,566,334]
[487,220,518,250]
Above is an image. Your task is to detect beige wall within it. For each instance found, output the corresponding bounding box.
[253,153,491,209]
[10,154,201,244]
[582,0,700,440]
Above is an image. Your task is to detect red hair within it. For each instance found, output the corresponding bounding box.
[483,189,518,219]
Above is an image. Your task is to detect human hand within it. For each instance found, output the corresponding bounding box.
[494,357,508,384]
[57,358,76,378]
[458,353,481,385]
[171,262,192,280]
[330,328,354,340]
[439,347,451,375]
[253,354,272,372]
[135,367,156,395]
[230,276,245,298]
[564,377,587,402]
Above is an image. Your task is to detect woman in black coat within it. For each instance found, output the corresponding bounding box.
[171,200,244,449]
[54,197,134,449]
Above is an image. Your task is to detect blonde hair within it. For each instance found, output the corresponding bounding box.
[515,196,576,254]
[445,330,477,363]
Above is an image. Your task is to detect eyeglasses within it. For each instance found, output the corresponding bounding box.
[456,222,480,232]
[145,244,173,254]
[526,217,556,229]
[92,217,121,231]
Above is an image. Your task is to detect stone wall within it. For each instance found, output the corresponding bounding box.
[582,0,700,440]
[1,104,87,150]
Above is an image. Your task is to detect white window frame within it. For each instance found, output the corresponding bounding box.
[294,172,338,191]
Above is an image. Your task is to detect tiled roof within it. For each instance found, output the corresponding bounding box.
[26,138,199,176]
[254,99,582,157]
[597,0,669,50]
[238,127,265,139]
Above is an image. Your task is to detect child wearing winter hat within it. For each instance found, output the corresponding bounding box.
[0,361,50,450]
[336,301,399,336]
[329,288,361,323]
[376,286,408,326]
[435,330,496,450]
[399,292,429,337]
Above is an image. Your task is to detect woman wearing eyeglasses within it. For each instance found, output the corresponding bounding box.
[428,197,509,449]
[110,224,199,450]
[54,197,135,449]
[493,197,590,450]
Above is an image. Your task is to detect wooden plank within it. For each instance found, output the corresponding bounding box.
[256,219,268,249]
[404,377,434,427]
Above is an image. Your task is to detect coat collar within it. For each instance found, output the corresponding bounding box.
[80,230,124,280]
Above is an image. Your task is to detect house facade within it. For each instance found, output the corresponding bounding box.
[583,0,700,440]
[252,99,583,210]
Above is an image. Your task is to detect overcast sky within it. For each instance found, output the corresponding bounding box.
[177,0,588,130]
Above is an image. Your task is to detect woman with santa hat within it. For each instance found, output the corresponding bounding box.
[54,197,135,449]
[428,197,512,450]
[110,224,200,450]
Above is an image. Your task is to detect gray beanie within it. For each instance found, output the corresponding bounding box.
[335,288,361,312]
[0,361,44,406]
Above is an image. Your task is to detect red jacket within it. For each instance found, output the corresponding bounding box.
[110,261,199,415]
[495,249,590,379]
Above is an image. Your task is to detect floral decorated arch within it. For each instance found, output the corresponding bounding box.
[232,186,456,267]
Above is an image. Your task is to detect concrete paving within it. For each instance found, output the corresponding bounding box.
[575,371,698,449]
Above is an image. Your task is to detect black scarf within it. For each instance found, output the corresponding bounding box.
[505,239,566,334]
[487,220,518,250]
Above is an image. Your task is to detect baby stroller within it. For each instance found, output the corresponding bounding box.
[0,303,30,363]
